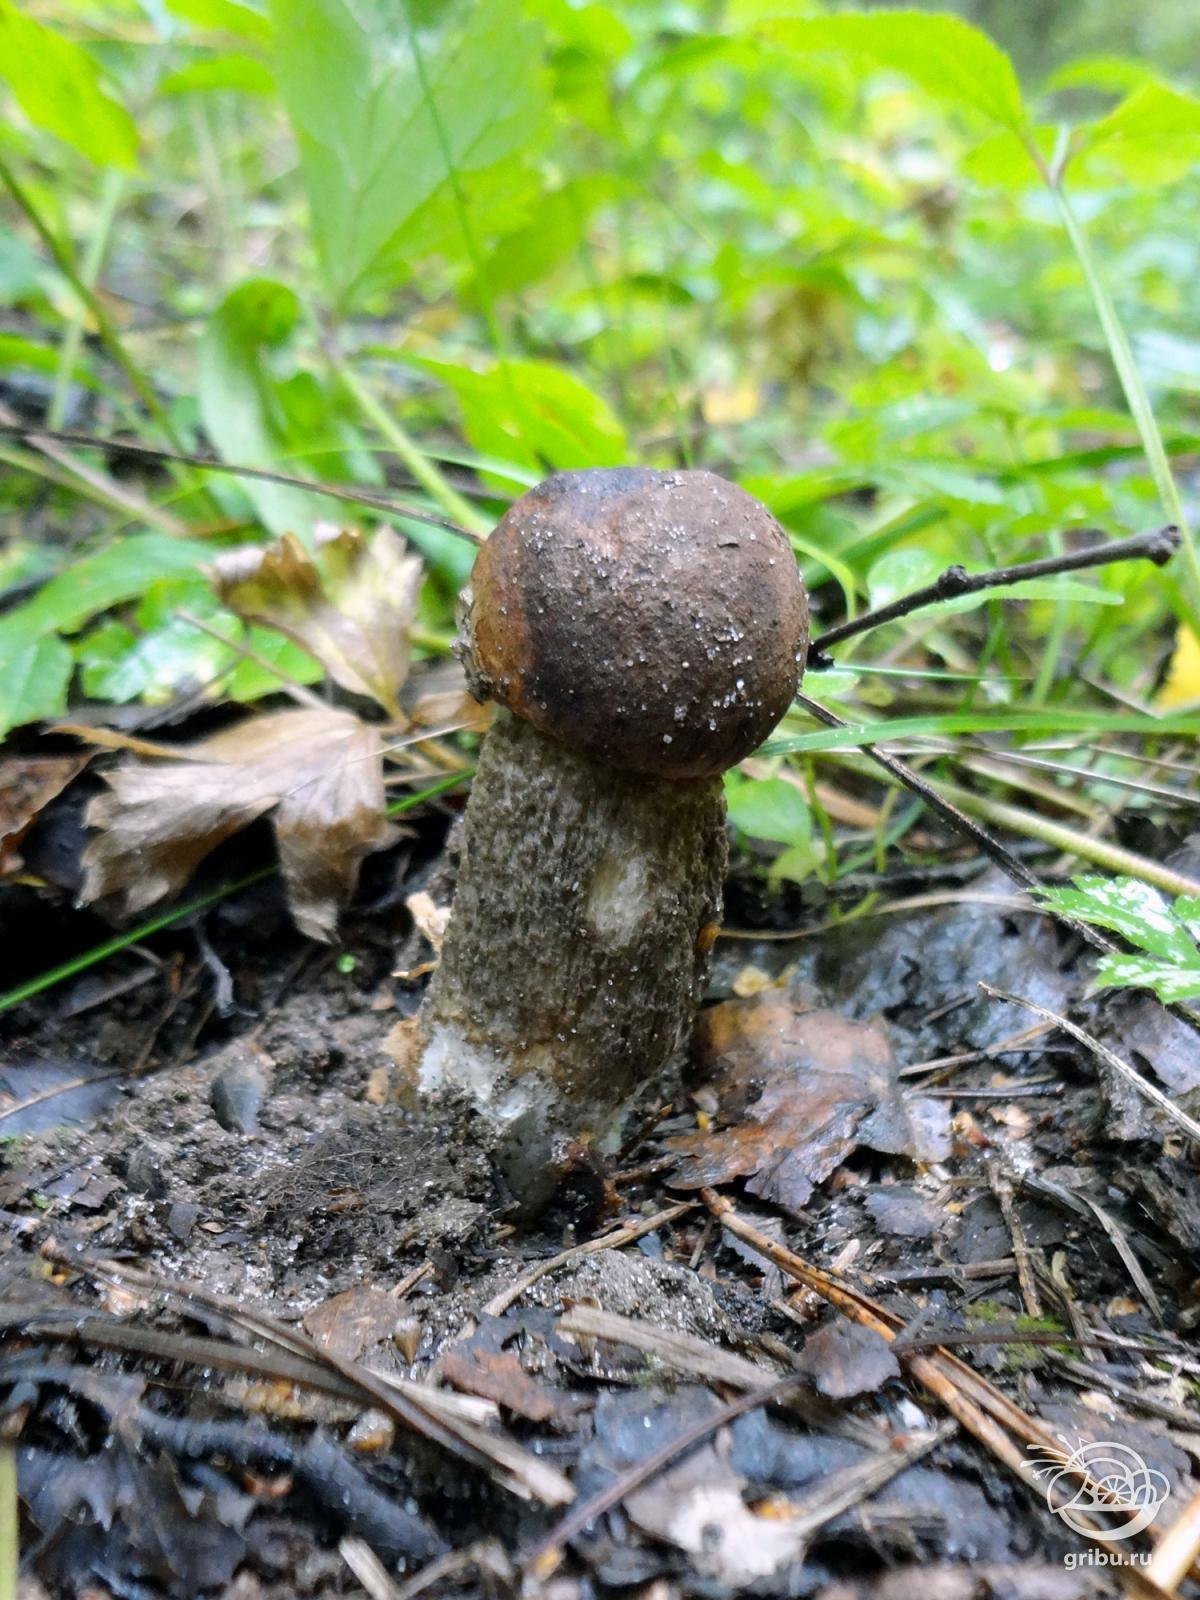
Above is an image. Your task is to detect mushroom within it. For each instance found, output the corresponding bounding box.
[415,467,808,1209]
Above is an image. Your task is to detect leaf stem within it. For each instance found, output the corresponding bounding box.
[49,168,125,430]
[1043,169,1200,624]
[332,358,491,538]
[0,154,182,450]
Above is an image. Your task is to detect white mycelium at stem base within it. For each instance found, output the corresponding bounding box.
[414,467,809,1210]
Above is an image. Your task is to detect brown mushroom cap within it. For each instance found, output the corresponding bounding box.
[460,467,809,779]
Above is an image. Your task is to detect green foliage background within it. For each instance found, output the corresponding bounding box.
[2,0,1200,895]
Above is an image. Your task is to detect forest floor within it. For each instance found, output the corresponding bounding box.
[2,789,1200,1600]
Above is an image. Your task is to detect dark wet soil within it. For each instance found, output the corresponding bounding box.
[3,813,1200,1600]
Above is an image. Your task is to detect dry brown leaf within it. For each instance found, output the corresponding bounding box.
[795,1320,900,1398]
[212,525,422,717]
[303,1285,404,1361]
[669,992,952,1209]
[80,707,393,941]
[0,753,89,876]
[439,1348,569,1424]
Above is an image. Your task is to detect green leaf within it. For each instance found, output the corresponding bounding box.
[0,535,212,652]
[422,358,626,479]
[1043,55,1155,96]
[470,176,613,300]
[0,635,72,735]
[271,0,548,309]
[227,627,323,701]
[198,278,331,539]
[763,9,1026,133]
[1034,877,1196,963]
[868,547,943,609]
[1076,83,1200,189]
[725,774,811,847]
[167,0,273,44]
[1093,953,1200,1004]
[962,128,1046,190]
[160,54,275,94]
[0,1,138,169]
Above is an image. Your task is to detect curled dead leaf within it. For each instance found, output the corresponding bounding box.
[212,525,422,717]
[80,707,394,941]
[0,753,89,876]
[669,992,951,1210]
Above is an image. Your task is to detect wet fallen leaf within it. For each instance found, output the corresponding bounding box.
[628,1445,807,1586]
[440,1347,570,1424]
[303,1284,404,1361]
[407,658,492,731]
[669,992,951,1209]
[80,706,393,941]
[0,1057,125,1136]
[0,753,89,876]
[795,1320,899,1398]
[213,525,421,717]
[583,1390,807,1587]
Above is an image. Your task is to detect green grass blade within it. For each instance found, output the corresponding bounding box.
[1049,177,1200,623]
[765,707,1200,755]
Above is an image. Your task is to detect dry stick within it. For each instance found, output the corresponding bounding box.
[1053,1359,1200,1433]
[522,1371,806,1580]
[41,1245,571,1508]
[782,1421,957,1539]
[794,691,1117,958]
[1148,1486,1200,1597]
[809,525,1180,657]
[699,1189,1180,1571]
[0,420,483,542]
[987,1161,1042,1318]
[978,982,1200,1144]
[479,1201,695,1318]
[558,1304,881,1444]
[898,1019,1054,1080]
[0,404,189,538]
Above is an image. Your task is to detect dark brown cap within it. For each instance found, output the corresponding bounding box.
[459,467,808,778]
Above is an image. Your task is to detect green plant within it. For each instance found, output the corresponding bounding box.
[1034,875,1200,1003]
[1,0,1198,911]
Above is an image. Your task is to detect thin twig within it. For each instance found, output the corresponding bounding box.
[978,983,1200,1143]
[0,421,482,541]
[700,1189,1179,1571]
[793,692,1117,956]
[522,1372,805,1579]
[480,1201,695,1318]
[38,1245,571,1507]
[810,525,1179,656]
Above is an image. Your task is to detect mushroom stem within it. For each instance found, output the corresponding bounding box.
[418,709,726,1208]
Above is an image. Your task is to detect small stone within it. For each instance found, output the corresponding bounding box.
[209,1043,272,1134]
[124,1144,167,1198]
[346,1408,395,1453]
[166,1201,200,1241]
